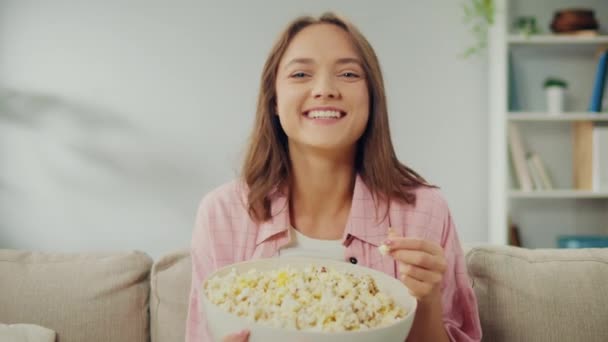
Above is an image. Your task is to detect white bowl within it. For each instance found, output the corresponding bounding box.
[200,257,417,342]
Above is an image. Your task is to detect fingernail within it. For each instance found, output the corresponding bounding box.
[239,330,249,337]
[383,239,393,245]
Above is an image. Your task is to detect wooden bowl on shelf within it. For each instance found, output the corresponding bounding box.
[550,8,599,34]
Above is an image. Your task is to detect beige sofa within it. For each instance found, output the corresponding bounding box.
[1,246,607,342]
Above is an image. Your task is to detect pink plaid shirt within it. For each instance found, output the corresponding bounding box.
[186,176,482,341]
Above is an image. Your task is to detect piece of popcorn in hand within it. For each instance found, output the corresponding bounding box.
[378,243,390,256]
[379,227,395,256]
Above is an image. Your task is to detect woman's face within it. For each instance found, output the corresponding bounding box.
[275,23,369,154]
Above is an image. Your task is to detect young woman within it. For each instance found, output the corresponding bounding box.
[186,12,482,342]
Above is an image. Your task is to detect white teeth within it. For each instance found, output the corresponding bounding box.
[307,110,341,119]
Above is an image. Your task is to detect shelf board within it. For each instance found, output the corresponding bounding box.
[508,112,608,121]
[509,190,608,199]
[508,34,608,45]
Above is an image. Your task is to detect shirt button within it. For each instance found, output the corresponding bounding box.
[349,257,358,264]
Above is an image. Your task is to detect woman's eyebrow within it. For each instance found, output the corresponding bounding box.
[283,57,362,69]
[335,57,363,67]
[283,58,314,69]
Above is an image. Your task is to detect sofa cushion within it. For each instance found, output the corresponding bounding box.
[0,323,56,342]
[466,246,608,342]
[0,249,152,342]
[151,248,191,342]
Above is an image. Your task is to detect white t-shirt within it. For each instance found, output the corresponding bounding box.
[278,226,345,262]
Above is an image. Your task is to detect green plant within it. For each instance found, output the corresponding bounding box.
[513,16,540,37]
[543,77,568,89]
[462,0,495,58]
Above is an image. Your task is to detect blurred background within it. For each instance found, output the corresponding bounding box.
[0,0,489,258]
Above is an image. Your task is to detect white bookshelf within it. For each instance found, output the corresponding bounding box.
[509,190,608,199]
[488,0,608,247]
[508,35,608,45]
[508,112,608,121]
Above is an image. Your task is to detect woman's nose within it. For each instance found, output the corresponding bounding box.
[312,76,339,99]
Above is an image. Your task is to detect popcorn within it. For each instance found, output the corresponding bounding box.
[378,227,394,256]
[204,265,406,332]
[378,244,390,256]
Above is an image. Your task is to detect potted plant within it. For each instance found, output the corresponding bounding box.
[462,0,495,57]
[543,77,568,115]
[513,16,540,37]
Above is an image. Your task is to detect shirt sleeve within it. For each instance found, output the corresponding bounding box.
[185,196,216,342]
[439,208,482,342]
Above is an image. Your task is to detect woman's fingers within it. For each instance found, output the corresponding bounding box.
[384,233,446,300]
[400,273,434,299]
[390,249,447,273]
[385,237,443,256]
[222,330,250,342]
[397,262,442,284]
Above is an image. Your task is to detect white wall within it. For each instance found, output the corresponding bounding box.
[0,0,488,258]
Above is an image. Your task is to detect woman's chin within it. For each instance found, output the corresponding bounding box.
[293,140,356,155]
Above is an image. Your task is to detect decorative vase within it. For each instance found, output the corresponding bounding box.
[545,86,565,115]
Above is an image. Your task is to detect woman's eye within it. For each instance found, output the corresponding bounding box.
[290,72,308,78]
[340,72,360,78]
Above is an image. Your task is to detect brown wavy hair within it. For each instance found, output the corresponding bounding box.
[241,12,432,222]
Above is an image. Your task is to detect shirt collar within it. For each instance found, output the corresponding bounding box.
[255,175,390,247]
[254,186,290,245]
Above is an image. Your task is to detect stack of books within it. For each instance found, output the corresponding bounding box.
[509,121,608,192]
[508,123,554,191]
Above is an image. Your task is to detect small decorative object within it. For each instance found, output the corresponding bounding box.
[557,235,608,248]
[550,8,599,35]
[461,0,495,57]
[513,16,540,37]
[544,77,568,115]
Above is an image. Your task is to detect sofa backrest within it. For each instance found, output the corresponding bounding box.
[466,246,608,342]
[150,249,191,342]
[0,249,152,342]
[3,246,607,342]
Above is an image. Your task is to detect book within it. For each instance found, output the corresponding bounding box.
[526,153,544,190]
[508,123,533,191]
[530,153,554,190]
[589,49,608,112]
[573,122,594,189]
[592,123,608,191]
[573,122,608,190]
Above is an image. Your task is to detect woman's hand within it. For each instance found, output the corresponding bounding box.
[384,229,447,302]
[222,330,250,342]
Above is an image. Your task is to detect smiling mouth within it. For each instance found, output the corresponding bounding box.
[303,109,347,119]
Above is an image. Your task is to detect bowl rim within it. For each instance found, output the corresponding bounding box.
[201,256,418,335]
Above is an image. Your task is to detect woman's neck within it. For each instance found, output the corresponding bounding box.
[288,145,356,240]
